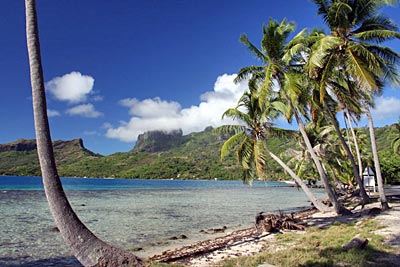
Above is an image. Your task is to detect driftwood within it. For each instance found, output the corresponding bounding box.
[343,237,369,251]
[150,210,313,263]
[255,212,306,233]
[149,227,259,263]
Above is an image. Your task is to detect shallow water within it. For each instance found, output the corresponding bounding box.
[0,176,326,266]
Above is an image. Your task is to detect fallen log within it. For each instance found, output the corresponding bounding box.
[151,210,312,263]
[149,227,260,263]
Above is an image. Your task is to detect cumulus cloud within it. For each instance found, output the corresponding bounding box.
[46,71,95,103]
[106,73,247,142]
[47,109,60,117]
[369,96,400,123]
[120,97,182,118]
[66,104,103,118]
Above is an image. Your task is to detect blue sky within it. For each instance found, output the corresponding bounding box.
[1,1,399,155]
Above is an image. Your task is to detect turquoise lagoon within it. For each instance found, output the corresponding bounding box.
[0,176,326,266]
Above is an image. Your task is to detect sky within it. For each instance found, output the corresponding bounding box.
[1,1,399,155]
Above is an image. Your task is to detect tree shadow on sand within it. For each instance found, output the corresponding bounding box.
[0,256,82,267]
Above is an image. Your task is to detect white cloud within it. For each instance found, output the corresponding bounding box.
[120,97,181,118]
[47,109,60,117]
[369,96,400,124]
[66,104,103,118]
[46,71,95,103]
[92,95,104,102]
[106,73,247,142]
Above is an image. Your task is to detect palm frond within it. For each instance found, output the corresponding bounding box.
[346,47,380,91]
[253,139,267,179]
[308,36,341,72]
[222,108,249,123]
[239,34,268,63]
[354,29,400,43]
[237,137,253,170]
[234,66,264,84]
[220,132,246,160]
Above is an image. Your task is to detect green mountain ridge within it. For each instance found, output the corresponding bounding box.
[1,125,398,182]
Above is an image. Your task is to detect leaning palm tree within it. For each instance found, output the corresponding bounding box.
[221,85,332,212]
[25,1,143,266]
[309,0,400,210]
[235,19,347,214]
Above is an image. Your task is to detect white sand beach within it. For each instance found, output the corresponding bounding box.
[151,201,400,267]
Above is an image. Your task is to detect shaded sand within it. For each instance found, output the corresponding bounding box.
[151,201,400,267]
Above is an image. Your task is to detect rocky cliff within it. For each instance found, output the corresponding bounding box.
[134,129,186,152]
[0,139,37,152]
[0,138,89,153]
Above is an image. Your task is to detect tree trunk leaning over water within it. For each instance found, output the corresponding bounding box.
[25,0,143,266]
[267,150,332,213]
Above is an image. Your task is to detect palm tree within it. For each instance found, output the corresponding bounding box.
[25,1,143,266]
[235,19,348,214]
[221,86,332,212]
[310,0,400,210]
[310,84,371,204]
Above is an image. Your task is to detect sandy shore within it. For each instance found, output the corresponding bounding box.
[150,201,400,267]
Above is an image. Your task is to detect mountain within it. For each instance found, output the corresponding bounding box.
[1,125,398,182]
[0,127,296,180]
[134,129,186,152]
[0,138,101,176]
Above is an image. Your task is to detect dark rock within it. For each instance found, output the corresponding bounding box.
[133,129,185,152]
[50,227,59,232]
[343,238,369,251]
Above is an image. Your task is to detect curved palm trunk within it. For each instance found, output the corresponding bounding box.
[325,107,370,204]
[25,1,143,266]
[293,108,349,214]
[267,150,332,212]
[365,106,389,210]
[345,108,363,181]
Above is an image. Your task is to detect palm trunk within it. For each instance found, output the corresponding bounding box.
[343,112,352,154]
[293,107,349,214]
[345,108,363,181]
[267,150,332,212]
[365,105,389,210]
[325,107,370,204]
[327,163,347,194]
[25,1,143,266]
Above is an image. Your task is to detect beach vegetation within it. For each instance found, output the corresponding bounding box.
[218,219,395,267]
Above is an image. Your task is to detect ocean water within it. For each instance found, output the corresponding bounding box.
[0,176,327,266]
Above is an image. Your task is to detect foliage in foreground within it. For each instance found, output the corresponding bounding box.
[219,220,394,267]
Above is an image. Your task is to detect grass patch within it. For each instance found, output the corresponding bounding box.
[219,219,394,267]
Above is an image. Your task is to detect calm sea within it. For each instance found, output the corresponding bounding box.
[0,176,326,266]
